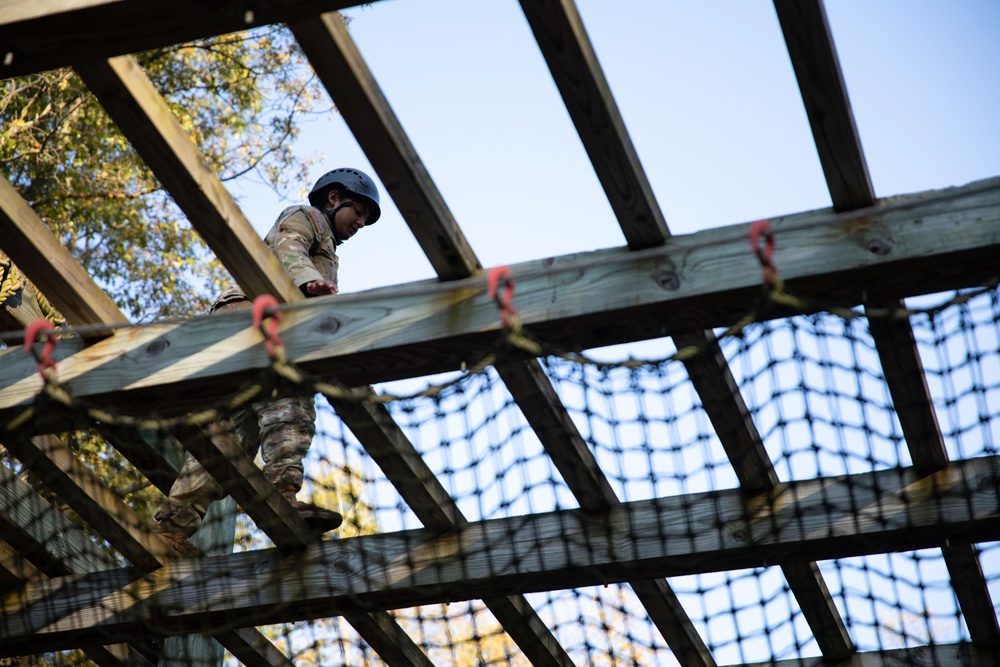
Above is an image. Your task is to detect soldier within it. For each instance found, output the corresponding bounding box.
[153,168,382,555]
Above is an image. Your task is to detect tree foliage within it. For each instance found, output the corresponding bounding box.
[0,27,328,321]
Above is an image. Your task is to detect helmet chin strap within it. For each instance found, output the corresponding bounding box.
[324,200,355,245]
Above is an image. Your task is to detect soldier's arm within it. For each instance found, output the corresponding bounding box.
[269,209,326,290]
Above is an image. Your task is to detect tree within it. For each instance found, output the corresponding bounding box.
[1,26,328,321]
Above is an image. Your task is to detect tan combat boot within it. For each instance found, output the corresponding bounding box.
[279,488,343,533]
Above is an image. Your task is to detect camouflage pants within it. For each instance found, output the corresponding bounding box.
[154,300,317,536]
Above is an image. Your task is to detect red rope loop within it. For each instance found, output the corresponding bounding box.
[486,266,518,329]
[251,294,284,359]
[24,319,58,377]
[749,219,779,286]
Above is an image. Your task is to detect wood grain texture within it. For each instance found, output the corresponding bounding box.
[868,301,1000,647]
[2,177,997,432]
[3,455,997,654]
[0,0,369,79]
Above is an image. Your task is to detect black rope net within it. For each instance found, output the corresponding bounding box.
[0,285,997,667]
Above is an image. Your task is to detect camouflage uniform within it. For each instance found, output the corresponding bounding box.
[155,206,338,537]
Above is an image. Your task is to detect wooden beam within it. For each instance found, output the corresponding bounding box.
[2,455,997,654]
[289,13,481,280]
[675,330,855,658]
[2,435,180,569]
[773,0,875,210]
[1,434,298,666]
[0,464,160,665]
[0,177,128,331]
[0,0,371,79]
[868,305,1000,647]
[518,0,669,248]
[494,359,715,667]
[2,176,997,432]
[73,51,457,666]
[74,56,302,304]
[164,421,436,667]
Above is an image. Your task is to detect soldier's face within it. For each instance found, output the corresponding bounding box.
[328,191,371,241]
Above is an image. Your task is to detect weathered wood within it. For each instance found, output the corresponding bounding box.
[3,455,997,654]
[773,0,875,211]
[0,437,294,665]
[0,177,127,331]
[289,13,481,280]
[0,464,160,665]
[2,177,997,434]
[0,0,371,79]
[518,0,669,249]
[74,56,302,305]
[2,435,180,569]
[868,303,1000,647]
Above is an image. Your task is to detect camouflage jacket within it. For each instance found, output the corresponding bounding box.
[213,205,338,310]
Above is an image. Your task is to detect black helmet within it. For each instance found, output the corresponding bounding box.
[308,167,381,225]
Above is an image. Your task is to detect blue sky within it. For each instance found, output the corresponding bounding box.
[230,0,999,295]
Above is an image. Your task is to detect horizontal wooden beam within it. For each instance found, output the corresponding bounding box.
[0,0,370,79]
[2,455,997,654]
[1,177,997,434]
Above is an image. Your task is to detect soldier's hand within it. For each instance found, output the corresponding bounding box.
[302,279,338,296]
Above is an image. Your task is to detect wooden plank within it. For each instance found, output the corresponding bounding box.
[773,0,875,210]
[518,0,669,249]
[867,306,948,472]
[3,455,998,654]
[0,0,370,79]
[74,57,302,304]
[2,176,997,432]
[289,13,481,280]
[868,304,1000,646]
[0,177,128,331]
[495,360,617,512]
